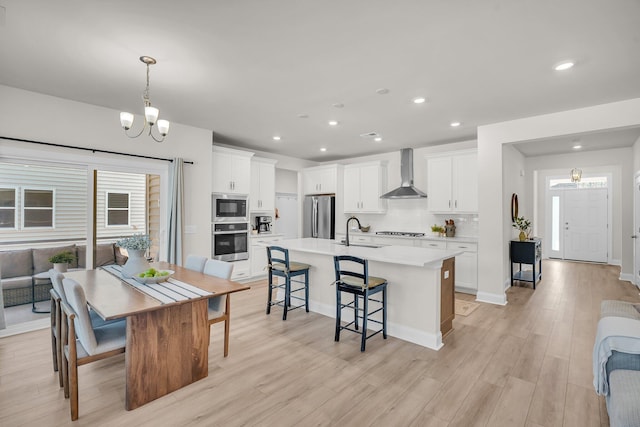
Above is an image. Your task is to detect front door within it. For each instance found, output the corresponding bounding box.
[546,176,609,263]
[563,188,608,262]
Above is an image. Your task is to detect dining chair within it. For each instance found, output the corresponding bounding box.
[203,259,234,357]
[185,254,208,273]
[60,278,126,421]
[49,287,63,386]
[49,270,121,388]
[333,255,388,352]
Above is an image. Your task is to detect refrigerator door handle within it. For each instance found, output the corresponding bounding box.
[312,197,318,237]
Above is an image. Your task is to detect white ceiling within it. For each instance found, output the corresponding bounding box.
[1,1,639,161]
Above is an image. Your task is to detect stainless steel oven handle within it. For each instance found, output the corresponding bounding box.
[213,230,250,235]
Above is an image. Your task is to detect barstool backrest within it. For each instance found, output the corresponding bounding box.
[267,246,290,270]
[333,255,370,287]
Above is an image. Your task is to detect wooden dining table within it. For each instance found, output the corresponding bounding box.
[65,261,250,410]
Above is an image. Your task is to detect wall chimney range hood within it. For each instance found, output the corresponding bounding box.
[380,148,427,199]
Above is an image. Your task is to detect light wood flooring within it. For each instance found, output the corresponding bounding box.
[1,259,638,426]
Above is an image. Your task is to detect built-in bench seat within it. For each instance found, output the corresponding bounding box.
[0,243,127,307]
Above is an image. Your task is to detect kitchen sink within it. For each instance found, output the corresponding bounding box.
[335,242,387,249]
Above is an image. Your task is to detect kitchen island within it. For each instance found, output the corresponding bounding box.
[268,238,461,350]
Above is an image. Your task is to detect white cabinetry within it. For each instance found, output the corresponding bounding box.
[425,151,478,213]
[303,164,339,195]
[446,242,477,293]
[231,260,251,281]
[250,235,283,277]
[343,161,387,213]
[250,158,277,212]
[212,146,253,194]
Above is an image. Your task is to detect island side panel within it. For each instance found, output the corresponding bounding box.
[282,249,444,350]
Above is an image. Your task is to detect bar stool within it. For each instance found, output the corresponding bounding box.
[333,255,388,352]
[266,246,310,320]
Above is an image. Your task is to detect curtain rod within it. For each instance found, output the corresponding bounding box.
[0,136,194,164]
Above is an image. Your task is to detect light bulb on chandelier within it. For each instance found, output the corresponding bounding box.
[120,56,170,142]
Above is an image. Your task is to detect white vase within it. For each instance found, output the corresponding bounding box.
[53,263,68,273]
[121,249,150,278]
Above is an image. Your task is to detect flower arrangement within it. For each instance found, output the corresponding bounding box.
[48,250,76,264]
[513,216,531,240]
[116,234,151,251]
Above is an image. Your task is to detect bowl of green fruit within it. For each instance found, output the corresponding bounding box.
[133,268,174,284]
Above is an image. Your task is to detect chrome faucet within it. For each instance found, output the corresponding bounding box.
[345,216,362,247]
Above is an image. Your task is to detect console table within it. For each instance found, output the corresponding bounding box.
[510,238,542,289]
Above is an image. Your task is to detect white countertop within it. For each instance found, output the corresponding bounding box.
[249,233,284,239]
[336,230,478,244]
[271,238,462,267]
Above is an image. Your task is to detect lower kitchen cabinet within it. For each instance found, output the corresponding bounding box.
[250,235,283,277]
[446,242,477,294]
[231,259,251,281]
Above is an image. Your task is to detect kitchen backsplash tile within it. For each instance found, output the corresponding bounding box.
[344,199,478,237]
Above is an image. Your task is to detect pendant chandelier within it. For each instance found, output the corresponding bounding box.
[119,56,170,142]
[570,167,582,183]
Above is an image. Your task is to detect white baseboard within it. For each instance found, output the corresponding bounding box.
[476,291,507,306]
[610,259,622,266]
[619,272,635,284]
[309,300,444,351]
[0,318,48,338]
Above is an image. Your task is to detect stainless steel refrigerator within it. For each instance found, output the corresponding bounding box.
[303,194,335,239]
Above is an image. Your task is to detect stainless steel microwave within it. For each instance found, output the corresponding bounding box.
[212,194,248,222]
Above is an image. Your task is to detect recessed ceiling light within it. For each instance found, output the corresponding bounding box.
[272,136,281,141]
[320,147,327,152]
[413,97,426,104]
[450,121,461,127]
[328,120,339,126]
[554,61,574,71]
[573,144,582,149]
[374,137,382,142]
[376,88,390,95]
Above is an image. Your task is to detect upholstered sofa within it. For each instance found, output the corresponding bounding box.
[594,300,640,427]
[0,243,127,307]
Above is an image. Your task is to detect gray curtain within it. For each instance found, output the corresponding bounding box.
[167,158,184,265]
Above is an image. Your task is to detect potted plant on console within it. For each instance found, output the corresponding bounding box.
[117,234,151,278]
[48,251,76,273]
[513,216,531,242]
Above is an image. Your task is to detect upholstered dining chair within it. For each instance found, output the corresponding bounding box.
[203,259,234,357]
[49,270,121,388]
[185,254,208,273]
[60,278,126,421]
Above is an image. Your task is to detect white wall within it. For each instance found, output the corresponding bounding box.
[0,84,213,262]
[478,98,640,305]
[502,145,527,284]
[275,168,298,194]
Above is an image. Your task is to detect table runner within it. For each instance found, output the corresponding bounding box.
[102,265,213,304]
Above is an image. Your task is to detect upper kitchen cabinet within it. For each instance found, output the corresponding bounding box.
[343,161,387,213]
[212,146,253,194]
[250,157,277,212]
[425,151,478,213]
[302,164,341,195]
